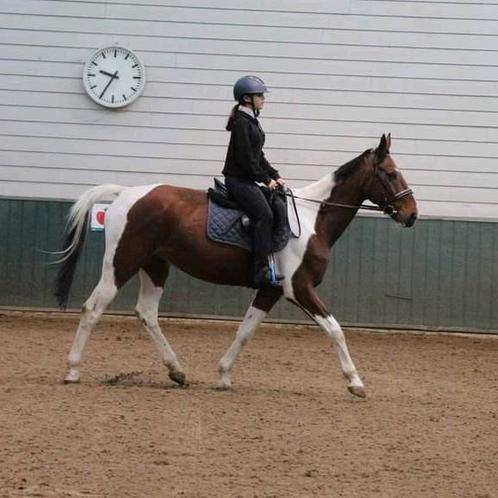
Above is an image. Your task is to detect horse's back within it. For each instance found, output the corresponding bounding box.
[107,184,205,222]
[108,183,207,240]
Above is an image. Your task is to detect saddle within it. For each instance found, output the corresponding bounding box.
[206,178,290,252]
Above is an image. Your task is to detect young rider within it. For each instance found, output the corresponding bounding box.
[222,75,285,287]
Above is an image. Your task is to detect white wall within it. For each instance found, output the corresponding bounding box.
[1,0,498,220]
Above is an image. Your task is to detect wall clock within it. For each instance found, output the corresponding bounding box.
[83,46,146,108]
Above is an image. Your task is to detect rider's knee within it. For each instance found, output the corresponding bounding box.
[260,207,274,224]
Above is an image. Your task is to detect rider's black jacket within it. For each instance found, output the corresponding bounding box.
[222,110,280,185]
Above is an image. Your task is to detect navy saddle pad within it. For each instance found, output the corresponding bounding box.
[206,179,290,252]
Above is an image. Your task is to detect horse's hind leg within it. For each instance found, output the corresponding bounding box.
[64,268,118,383]
[135,259,186,386]
[218,287,282,389]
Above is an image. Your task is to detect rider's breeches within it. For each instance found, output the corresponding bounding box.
[224,176,273,258]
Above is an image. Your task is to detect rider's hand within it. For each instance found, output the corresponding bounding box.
[268,179,279,190]
[276,178,286,187]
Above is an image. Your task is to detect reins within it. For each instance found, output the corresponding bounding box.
[284,187,302,238]
[285,190,386,212]
[283,184,413,239]
[284,188,384,239]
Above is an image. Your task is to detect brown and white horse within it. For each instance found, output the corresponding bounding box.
[55,134,417,398]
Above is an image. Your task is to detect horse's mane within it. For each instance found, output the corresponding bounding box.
[334,149,372,183]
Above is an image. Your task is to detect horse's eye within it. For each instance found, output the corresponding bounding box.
[387,171,397,179]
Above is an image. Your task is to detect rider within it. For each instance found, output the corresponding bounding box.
[222,75,286,288]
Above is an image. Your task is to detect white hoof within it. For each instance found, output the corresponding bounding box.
[64,369,80,384]
[216,372,232,390]
[348,385,366,398]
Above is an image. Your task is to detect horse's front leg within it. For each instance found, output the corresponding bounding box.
[217,287,282,389]
[290,285,366,398]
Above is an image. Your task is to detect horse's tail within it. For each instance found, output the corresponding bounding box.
[54,184,126,309]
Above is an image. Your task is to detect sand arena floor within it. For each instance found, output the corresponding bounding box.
[0,311,497,498]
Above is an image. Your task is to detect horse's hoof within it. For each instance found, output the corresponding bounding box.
[64,370,80,384]
[63,378,80,384]
[216,372,232,390]
[215,382,232,391]
[348,385,366,398]
[169,371,188,387]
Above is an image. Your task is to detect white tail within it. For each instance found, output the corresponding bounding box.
[53,184,126,264]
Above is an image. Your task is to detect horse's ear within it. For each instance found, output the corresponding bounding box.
[376,133,390,160]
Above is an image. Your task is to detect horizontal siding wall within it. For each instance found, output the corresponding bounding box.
[0,0,498,220]
[1,198,497,332]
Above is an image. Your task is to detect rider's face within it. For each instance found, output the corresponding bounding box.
[243,93,265,110]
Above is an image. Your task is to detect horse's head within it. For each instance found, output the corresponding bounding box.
[364,134,418,227]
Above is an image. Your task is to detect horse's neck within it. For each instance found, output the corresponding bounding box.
[297,172,365,248]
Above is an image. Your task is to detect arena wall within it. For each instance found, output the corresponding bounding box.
[1,1,497,331]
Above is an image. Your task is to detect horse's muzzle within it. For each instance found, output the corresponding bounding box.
[394,211,417,227]
[405,212,418,227]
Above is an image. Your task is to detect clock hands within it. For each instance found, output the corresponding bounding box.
[99,69,120,79]
[99,70,119,99]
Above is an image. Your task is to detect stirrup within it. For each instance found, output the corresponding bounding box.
[251,255,284,288]
[268,254,284,285]
[252,268,283,288]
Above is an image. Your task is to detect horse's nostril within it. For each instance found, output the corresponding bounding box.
[407,213,417,227]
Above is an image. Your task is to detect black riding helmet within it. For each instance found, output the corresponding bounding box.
[233,75,268,117]
[233,75,268,101]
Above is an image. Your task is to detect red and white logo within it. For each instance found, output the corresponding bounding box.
[91,204,110,231]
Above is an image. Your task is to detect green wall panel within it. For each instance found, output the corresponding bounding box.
[0,198,497,332]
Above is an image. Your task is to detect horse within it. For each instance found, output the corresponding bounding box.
[54,133,417,398]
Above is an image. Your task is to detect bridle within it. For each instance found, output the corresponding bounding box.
[283,155,413,237]
[286,156,412,216]
[368,160,413,215]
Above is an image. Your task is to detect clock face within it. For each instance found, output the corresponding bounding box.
[83,46,146,108]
